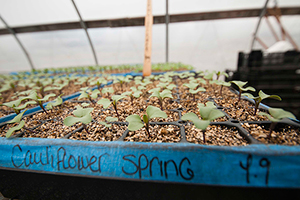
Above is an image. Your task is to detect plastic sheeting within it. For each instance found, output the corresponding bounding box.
[0,0,300,73]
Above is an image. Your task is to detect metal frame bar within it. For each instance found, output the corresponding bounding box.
[0,15,35,71]
[71,0,98,66]
[250,0,270,51]
[166,0,169,63]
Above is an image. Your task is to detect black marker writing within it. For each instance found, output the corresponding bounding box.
[122,154,194,181]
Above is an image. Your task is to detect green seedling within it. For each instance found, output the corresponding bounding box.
[99,116,118,128]
[204,71,215,81]
[122,87,143,105]
[259,108,296,138]
[195,78,206,85]
[45,95,63,110]
[1,96,36,114]
[210,80,231,96]
[18,79,36,91]
[102,87,114,98]
[230,80,255,102]
[183,82,198,90]
[6,110,26,138]
[160,75,172,83]
[74,76,89,87]
[182,102,225,143]
[97,95,126,120]
[136,78,152,88]
[126,105,167,137]
[0,81,17,100]
[6,110,36,138]
[89,77,107,90]
[216,71,229,80]
[113,75,132,92]
[157,82,176,91]
[148,88,173,110]
[134,76,143,82]
[33,78,52,97]
[24,90,56,114]
[242,90,281,115]
[81,102,90,107]
[178,71,193,79]
[78,87,100,104]
[183,82,206,101]
[64,105,94,134]
[44,81,68,94]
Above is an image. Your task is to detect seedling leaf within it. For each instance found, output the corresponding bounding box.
[64,114,92,126]
[8,110,26,124]
[259,108,296,122]
[126,114,144,131]
[97,98,111,109]
[146,105,167,119]
[106,116,118,122]
[73,106,93,118]
[46,95,63,110]
[6,120,25,138]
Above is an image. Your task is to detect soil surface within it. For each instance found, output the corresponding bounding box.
[1,72,299,146]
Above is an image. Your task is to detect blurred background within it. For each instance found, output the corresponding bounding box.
[0,0,299,74]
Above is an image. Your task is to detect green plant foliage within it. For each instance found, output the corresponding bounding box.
[24,90,56,114]
[64,105,94,126]
[130,87,143,98]
[216,71,229,80]
[0,82,15,93]
[126,105,167,136]
[78,87,100,103]
[89,77,107,90]
[137,78,152,87]
[74,76,89,86]
[121,87,142,105]
[149,88,173,110]
[182,112,210,130]
[183,82,198,90]
[243,90,281,115]
[97,98,112,109]
[45,95,63,110]
[182,102,224,143]
[259,108,296,122]
[157,82,176,90]
[33,78,52,97]
[126,114,145,131]
[44,81,68,93]
[230,80,255,101]
[6,110,26,138]
[81,102,90,107]
[102,87,114,97]
[2,98,25,114]
[259,108,296,138]
[197,102,224,121]
[211,80,231,96]
[204,72,215,81]
[183,81,206,101]
[99,116,118,128]
[97,95,126,120]
[18,79,36,91]
[113,75,132,91]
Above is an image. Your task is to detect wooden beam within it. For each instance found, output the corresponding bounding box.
[255,36,268,49]
[265,15,280,42]
[143,0,153,77]
[0,7,299,36]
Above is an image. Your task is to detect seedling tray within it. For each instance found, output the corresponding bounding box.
[0,71,300,199]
